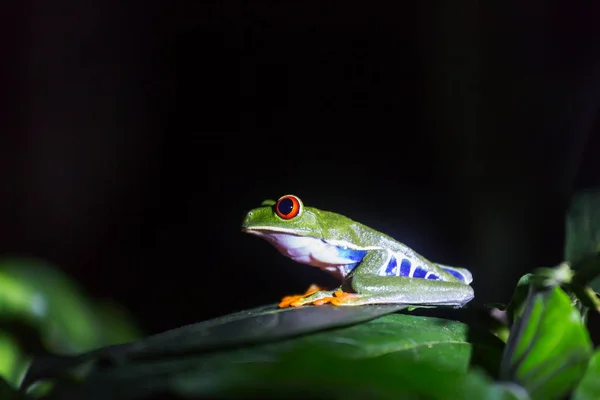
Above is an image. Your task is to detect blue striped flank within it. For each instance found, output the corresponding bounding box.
[337,248,462,282]
[442,267,466,282]
[385,256,397,275]
[337,247,369,262]
[413,267,427,278]
[399,259,411,276]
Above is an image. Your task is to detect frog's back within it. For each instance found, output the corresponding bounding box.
[316,209,472,284]
[315,208,415,251]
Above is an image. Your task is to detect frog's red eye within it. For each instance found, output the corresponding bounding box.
[275,195,302,220]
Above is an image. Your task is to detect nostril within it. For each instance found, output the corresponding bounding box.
[241,211,252,224]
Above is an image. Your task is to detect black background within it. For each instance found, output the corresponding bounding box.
[3,2,600,335]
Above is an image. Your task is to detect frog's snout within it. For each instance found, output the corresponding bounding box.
[241,211,253,230]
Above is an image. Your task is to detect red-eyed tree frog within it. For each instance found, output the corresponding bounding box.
[242,195,474,308]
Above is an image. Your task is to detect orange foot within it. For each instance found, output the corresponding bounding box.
[313,290,359,306]
[279,284,325,308]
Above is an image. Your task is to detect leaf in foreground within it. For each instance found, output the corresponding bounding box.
[34,313,504,399]
[0,258,140,352]
[500,286,592,400]
[0,375,26,400]
[0,257,141,389]
[565,188,600,291]
[573,349,600,400]
[23,303,405,388]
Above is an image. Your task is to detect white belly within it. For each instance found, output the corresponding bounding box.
[261,233,354,267]
[246,229,354,266]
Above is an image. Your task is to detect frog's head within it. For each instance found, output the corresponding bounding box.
[241,194,322,239]
[242,195,365,272]
[242,194,345,268]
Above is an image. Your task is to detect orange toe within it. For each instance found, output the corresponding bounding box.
[278,295,302,308]
[279,294,304,308]
[310,291,359,306]
[278,284,328,308]
[303,284,325,296]
[333,290,358,300]
[289,299,310,307]
[312,296,337,306]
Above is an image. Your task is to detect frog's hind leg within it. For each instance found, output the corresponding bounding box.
[436,264,473,284]
[322,291,469,308]
[326,248,474,308]
[342,276,474,308]
[280,279,474,308]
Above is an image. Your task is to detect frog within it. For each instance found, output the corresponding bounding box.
[241,194,474,308]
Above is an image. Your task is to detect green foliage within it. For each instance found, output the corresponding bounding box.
[22,310,511,400]
[4,187,600,399]
[500,286,592,400]
[18,266,597,400]
[565,188,600,265]
[565,188,600,292]
[573,350,600,400]
[0,258,141,391]
[0,375,25,400]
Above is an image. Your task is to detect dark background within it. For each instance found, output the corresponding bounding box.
[2,2,600,335]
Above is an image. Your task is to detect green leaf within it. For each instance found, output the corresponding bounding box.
[0,375,27,400]
[504,273,535,323]
[0,257,141,391]
[573,349,600,400]
[0,258,100,353]
[44,352,518,400]
[565,188,600,291]
[0,331,29,388]
[0,258,141,356]
[500,286,592,400]
[26,312,504,399]
[23,303,406,388]
[565,188,600,263]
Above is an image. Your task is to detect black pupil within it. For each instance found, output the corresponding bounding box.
[277,198,294,215]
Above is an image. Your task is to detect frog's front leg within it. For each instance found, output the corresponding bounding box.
[340,249,474,307]
[277,250,397,308]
